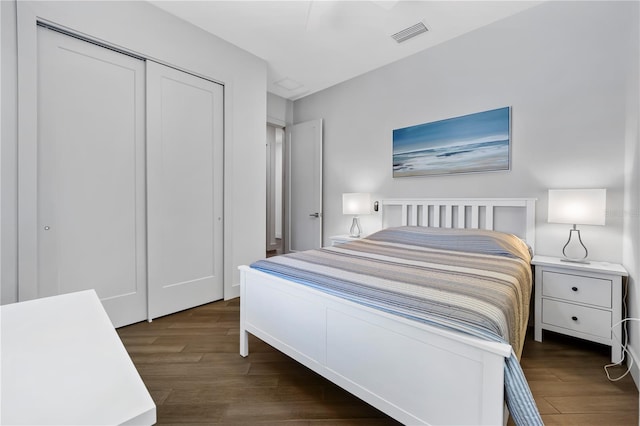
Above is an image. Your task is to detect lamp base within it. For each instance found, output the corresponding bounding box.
[349,217,362,238]
[560,258,591,264]
[561,226,589,263]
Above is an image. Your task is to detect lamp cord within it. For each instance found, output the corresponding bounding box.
[604,281,637,381]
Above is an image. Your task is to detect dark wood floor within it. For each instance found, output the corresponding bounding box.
[266,238,284,258]
[118,299,638,425]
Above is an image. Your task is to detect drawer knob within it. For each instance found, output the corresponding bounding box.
[571,316,578,321]
[571,286,578,292]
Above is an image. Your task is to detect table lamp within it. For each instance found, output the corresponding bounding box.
[342,193,371,238]
[548,188,606,263]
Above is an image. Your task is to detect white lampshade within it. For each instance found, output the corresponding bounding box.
[548,189,606,226]
[342,193,371,216]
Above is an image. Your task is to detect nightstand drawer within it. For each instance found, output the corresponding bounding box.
[541,271,611,308]
[542,299,612,339]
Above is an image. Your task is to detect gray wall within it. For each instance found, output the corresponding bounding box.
[1,0,19,304]
[267,92,294,127]
[294,1,639,383]
[1,0,267,303]
[294,1,633,262]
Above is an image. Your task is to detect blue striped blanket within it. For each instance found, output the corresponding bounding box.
[251,226,542,425]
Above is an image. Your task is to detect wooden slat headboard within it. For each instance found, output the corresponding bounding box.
[381,198,536,252]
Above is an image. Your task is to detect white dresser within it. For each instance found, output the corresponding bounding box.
[532,255,628,363]
[0,290,156,425]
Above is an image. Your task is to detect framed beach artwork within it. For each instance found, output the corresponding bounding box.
[392,106,511,177]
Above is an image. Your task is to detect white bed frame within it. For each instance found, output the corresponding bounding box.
[240,198,536,425]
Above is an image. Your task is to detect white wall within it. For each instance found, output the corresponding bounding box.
[622,1,640,386]
[0,0,267,303]
[294,0,639,385]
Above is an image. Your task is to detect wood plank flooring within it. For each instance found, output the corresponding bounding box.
[118,299,638,425]
[514,331,638,425]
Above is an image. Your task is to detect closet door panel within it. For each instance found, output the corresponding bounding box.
[32,27,147,327]
[147,61,224,319]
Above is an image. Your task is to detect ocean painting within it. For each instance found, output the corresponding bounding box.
[393,107,511,177]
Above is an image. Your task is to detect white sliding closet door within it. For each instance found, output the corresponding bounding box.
[146,61,224,319]
[29,27,147,327]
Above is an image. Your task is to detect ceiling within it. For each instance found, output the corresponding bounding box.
[151,1,543,101]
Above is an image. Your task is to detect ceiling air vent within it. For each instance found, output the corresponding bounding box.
[391,22,428,43]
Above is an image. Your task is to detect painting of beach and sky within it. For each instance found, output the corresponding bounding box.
[393,107,511,177]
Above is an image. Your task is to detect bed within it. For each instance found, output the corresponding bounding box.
[239,198,540,425]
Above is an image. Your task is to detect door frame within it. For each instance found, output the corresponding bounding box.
[17,21,151,302]
[266,123,285,255]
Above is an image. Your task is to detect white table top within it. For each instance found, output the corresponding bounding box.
[531,254,628,276]
[1,290,156,425]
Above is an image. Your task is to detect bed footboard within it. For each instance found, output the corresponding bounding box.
[239,266,511,425]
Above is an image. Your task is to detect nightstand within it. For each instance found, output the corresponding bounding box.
[329,235,364,246]
[532,255,628,363]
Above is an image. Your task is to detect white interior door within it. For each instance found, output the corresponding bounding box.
[146,61,224,319]
[28,26,147,327]
[287,119,323,252]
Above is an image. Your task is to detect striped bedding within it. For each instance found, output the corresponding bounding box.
[251,226,542,425]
